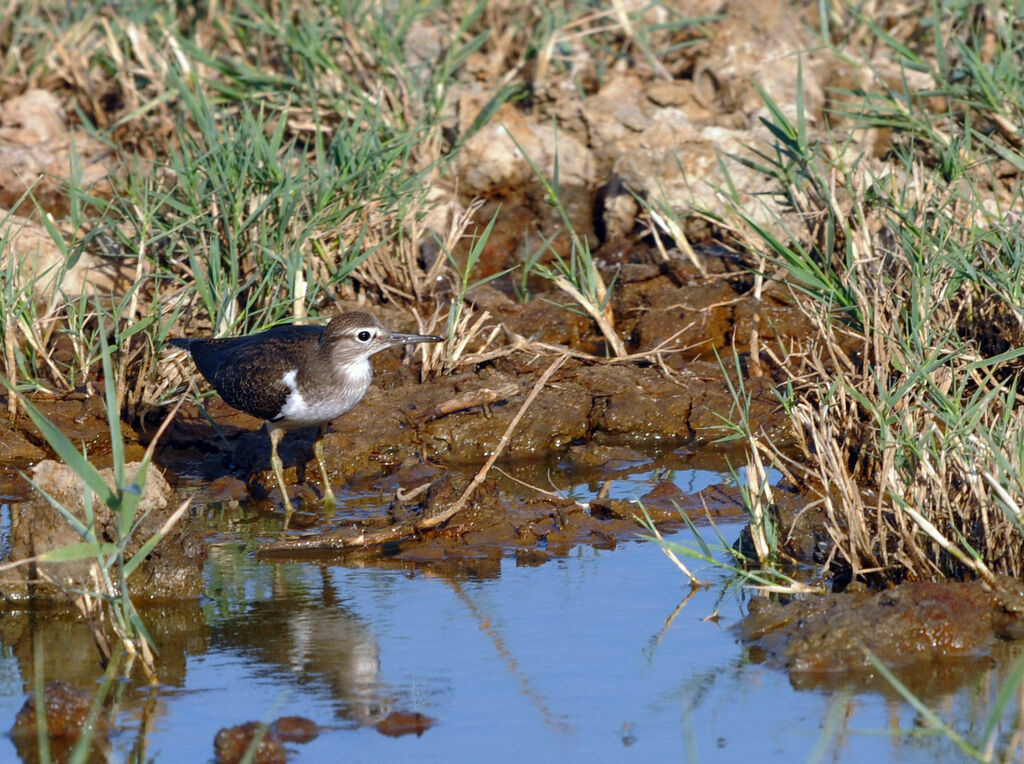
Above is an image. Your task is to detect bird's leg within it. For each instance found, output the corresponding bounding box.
[269,426,296,527]
[313,423,338,511]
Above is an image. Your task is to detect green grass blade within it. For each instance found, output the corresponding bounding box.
[859,645,985,762]
[97,309,125,491]
[37,542,120,563]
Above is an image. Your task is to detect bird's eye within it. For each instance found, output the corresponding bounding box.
[356,330,372,342]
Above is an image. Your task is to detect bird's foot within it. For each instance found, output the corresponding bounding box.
[312,436,337,514]
[270,453,297,529]
[321,485,338,514]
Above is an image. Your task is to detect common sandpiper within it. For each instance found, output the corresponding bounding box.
[170,311,443,523]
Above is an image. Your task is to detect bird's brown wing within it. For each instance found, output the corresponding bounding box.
[184,325,323,422]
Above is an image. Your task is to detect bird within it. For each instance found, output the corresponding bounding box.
[170,311,443,524]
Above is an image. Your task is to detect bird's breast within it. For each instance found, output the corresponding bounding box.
[276,360,373,427]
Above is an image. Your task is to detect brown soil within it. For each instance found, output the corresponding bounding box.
[10,679,108,762]
[740,576,1024,694]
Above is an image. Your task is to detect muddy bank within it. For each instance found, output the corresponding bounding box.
[0,254,801,586]
[256,453,751,566]
[160,353,780,486]
[150,262,794,534]
[0,260,810,589]
[0,460,205,602]
[740,576,1024,695]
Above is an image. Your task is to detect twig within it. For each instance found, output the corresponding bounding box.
[417,353,568,530]
[420,382,519,422]
[749,257,764,377]
[504,326,687,365]
[259,355,569,554]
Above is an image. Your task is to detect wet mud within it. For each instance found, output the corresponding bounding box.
[1,1,1020,753]
[214,718,320,764]
[740,576,1024,695]
[10,680,106,763]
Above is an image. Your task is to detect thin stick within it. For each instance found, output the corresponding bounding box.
[422,382,519,421]
[258,355,569,554]
[749,257,764,377]
[417,354,568,530]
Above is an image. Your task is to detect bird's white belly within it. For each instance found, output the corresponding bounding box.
[277,365,371,427]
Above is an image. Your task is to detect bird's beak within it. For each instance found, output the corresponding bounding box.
[387,330,445,346]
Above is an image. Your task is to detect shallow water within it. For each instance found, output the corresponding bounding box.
[0,463,1013,761]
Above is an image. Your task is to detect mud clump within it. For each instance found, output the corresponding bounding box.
[741,576,1024,690]
[214,716,319,763]
[376,710,434,738]
[270,716,319,743]
[0,460,206,601]
[214,722,286,764]
[10,679,107,762]
[0,417,45,500]
[12,679,95,736]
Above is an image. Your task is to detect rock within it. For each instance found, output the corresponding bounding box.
[456,101,595,194]
[0,209,133,301]
[0,89,130,303]
[0,89,111,217]
[572,0,830,241]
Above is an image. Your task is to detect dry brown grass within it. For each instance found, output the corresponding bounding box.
[741,164,1024,583]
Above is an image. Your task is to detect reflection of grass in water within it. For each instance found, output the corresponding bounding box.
[859,646,1024,764]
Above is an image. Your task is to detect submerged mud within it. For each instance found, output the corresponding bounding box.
[10,679,106,763]
[0,270,791,598]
